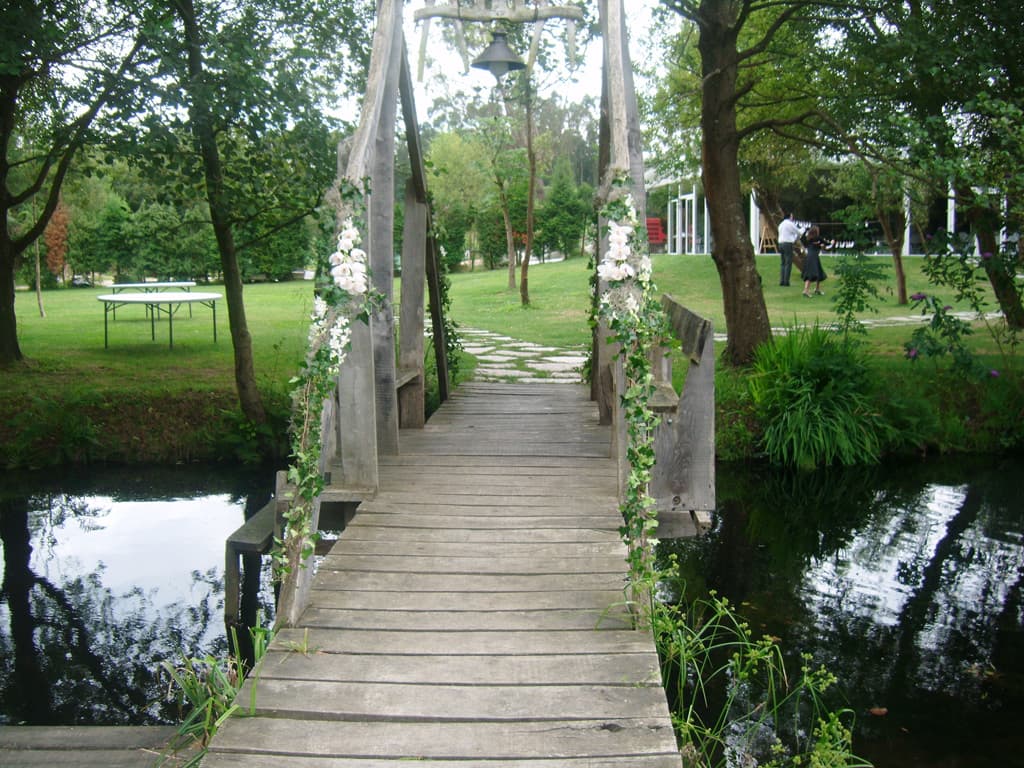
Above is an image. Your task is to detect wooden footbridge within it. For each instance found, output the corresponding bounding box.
[213,1,714,766]
[208,382,687,765]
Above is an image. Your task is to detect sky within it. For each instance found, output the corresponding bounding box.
[402,1,668,125]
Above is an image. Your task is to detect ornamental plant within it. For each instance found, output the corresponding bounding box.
[596,175,667,603]
[273,202,374,587]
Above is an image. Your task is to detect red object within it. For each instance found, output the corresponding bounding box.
[646,217,667,245]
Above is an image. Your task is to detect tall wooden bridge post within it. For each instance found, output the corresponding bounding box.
[369,0,403,455]
[596,0,648,498]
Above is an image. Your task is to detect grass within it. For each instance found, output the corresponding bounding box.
[3,251,1019,465]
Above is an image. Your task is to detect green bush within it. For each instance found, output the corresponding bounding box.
[749,325,893,469]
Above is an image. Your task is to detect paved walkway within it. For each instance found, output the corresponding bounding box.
[460,308,1001,384]
[461,327,587,383]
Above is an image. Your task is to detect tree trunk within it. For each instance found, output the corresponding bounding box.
[500,184,517,290]
[876,197,909,305]
[0,238,22,364]
[960,189,1024,329]
[177,0,265,424]
[520,83,535,306]
[698,6,772,366]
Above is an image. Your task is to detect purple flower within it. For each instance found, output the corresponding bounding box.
[906,347,919,360]
[911,292,927,301]
[990,369,1000,377]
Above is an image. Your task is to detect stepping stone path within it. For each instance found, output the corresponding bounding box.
[461,327,587,383]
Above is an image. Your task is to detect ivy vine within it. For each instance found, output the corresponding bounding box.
[596,175,668,601]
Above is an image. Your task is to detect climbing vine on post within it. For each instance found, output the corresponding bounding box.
[273,197,375,588]
[597,176,666,608]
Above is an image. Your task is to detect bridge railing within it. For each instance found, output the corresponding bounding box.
[610,294,716,539]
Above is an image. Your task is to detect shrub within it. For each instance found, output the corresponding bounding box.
[748,325,893,469]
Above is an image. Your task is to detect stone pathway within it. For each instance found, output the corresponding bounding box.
[461,327,587,383]
[461,309,1001,382]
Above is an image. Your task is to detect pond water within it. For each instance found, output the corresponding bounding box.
[3,456,1022,768]
[0,464,276,726]
[661,455,1024,768]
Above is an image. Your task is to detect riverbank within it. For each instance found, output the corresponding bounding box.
[3,256,1022,468]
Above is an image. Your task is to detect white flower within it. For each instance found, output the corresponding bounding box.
[328,316,351,366]
[331,260,368,294]
[597,260,635,282]
[311,295,327,321]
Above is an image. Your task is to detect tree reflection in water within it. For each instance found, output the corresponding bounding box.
[659,456,1024,768]
[0,465,275,726]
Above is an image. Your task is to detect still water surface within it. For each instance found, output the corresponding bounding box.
[0,464,275,725]
[662,455,1024,768]
[1,457,1021,768]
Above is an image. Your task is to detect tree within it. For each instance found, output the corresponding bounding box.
[822,0,1024,326]
[139,0,372,424]
[661,0,818,365]
[0,0,147,364]
[538,155,587,258]
[426,131,492,269]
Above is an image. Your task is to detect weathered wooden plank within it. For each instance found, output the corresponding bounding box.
[206,718,678,761]
[333,525,620,544]
[315,554,626,575]
[345,513,619,529]
[254,651,661,686]
[202,756,682,768]
[299,607,632,631]
[0,726,181,768]
[271,628,651,655]
[324,539,625,558]
[306,589,627,612]
[362,491,618,507]
[377,453,611,469]
[234,679,670,722]
[311,571,627,594]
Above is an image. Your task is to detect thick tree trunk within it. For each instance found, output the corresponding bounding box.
[960,191,1024,329]
[698,8,771,366]
[0,239,21,364]
[177,0,265,424]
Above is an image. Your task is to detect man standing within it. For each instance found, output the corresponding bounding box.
[777,212,802,286]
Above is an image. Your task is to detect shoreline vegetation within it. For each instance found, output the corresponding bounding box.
[2,252,1021,469]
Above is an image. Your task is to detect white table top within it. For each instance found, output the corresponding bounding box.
[111,281,197,289]
[97,291,222,303]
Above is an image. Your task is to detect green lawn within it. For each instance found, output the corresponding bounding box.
[448,252,984,354]
[5,253,1001,400]
[2,252,1014,465]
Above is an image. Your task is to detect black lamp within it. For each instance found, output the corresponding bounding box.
[471,30,526,80]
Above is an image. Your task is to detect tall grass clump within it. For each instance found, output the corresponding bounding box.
[652,583,871,768]
[158,619,273,766]
[748,325,893,469]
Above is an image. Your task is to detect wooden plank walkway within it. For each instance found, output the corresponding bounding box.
[203,382,681,767]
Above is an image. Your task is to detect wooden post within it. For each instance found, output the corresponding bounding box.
[369,1,403,456]
[399,43,449,402]
[398,178,426,427]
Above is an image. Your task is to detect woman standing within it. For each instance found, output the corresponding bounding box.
[801,225,832,297]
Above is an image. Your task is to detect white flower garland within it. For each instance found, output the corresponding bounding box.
[305,218,369,376]
[597,194,653,321]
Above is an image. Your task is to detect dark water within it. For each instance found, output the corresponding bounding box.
[0,463,276,726]
[660,455,1024,768]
